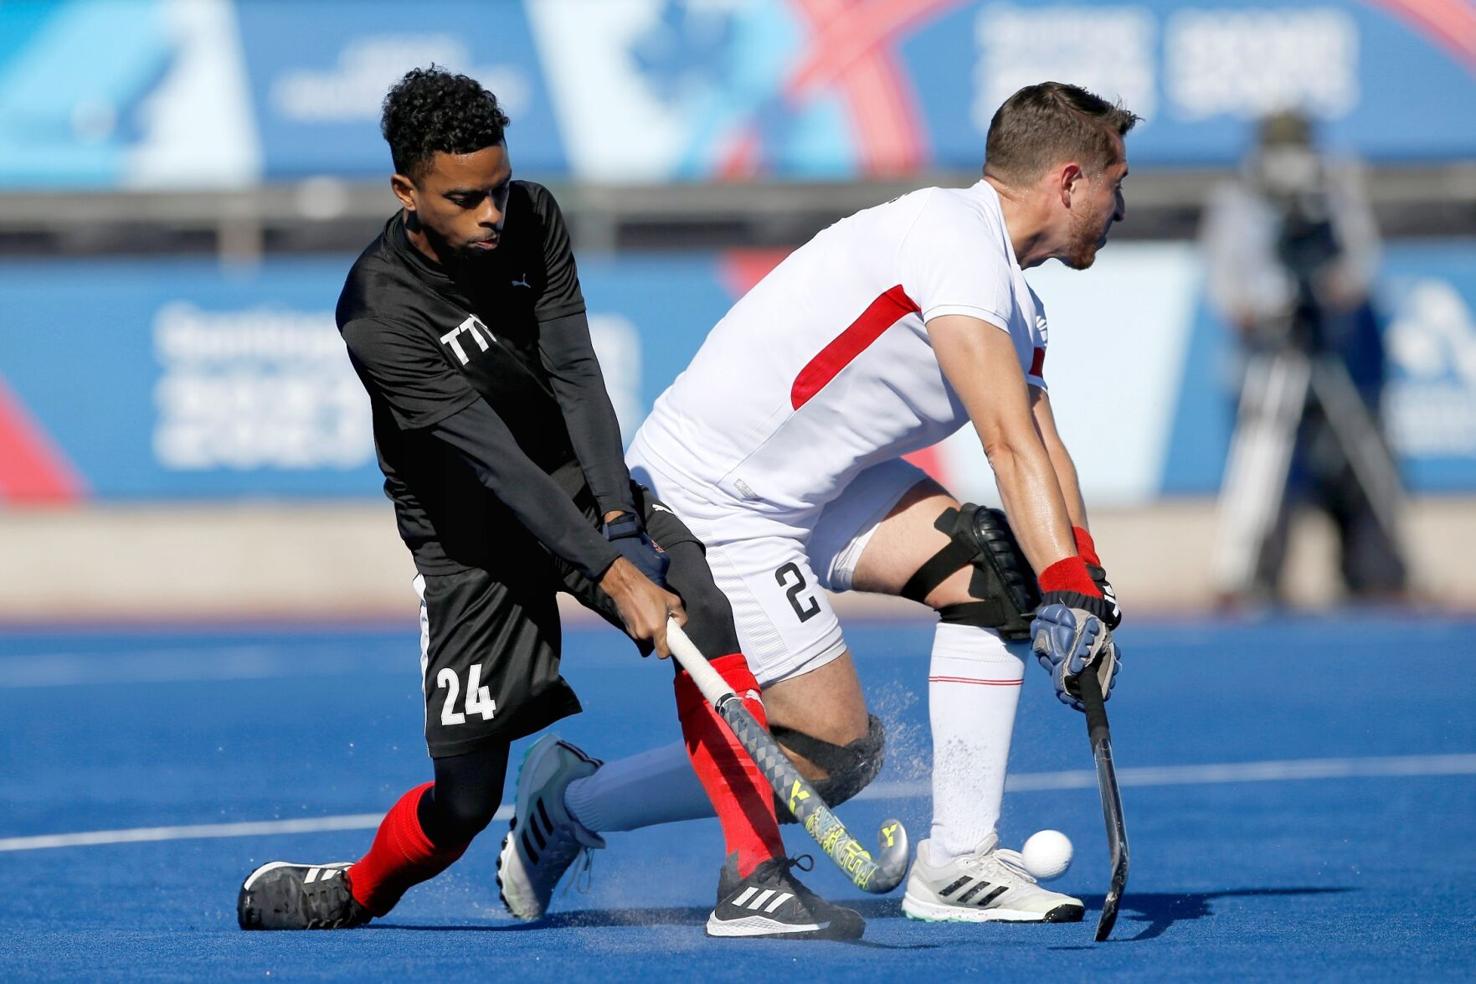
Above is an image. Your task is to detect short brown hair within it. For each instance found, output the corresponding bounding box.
[984,82,1140,185]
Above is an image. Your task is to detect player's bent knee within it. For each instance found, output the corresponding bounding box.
[428,793,498,843]
[900,504,1040,640]
[770,714,885,823]
[422,741,511,844]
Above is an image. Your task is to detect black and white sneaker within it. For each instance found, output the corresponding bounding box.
[902,835,1084,923]
[707,854,864,940]
[237,861,372,930]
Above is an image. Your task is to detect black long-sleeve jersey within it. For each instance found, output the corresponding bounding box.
[336,181,635,580]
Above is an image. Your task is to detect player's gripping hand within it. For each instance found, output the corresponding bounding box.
[599,556,686,658]
[602,511,670,587]
[1030,593,1122,711]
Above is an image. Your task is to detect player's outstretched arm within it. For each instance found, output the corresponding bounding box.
[927,314,1076,573]
[930,315,1121,707]
[1031,387,1120,626]
[531,184,638,519]
[540,310,672,588]
[541,311,637,516]
[1029,387,1088,531]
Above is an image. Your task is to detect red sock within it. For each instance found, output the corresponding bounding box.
[346,782,469,916]
[674,653,785,878]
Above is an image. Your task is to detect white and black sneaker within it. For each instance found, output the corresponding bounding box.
[497,735,606,920]
[902,835,1084,923]
[707,854,865,940]
[237,861,372,930]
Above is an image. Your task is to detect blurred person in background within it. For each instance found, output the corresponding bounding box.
[1202,109,1408,604]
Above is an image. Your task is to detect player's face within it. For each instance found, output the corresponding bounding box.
[398,144,513,263]
[1063,144,1128,271]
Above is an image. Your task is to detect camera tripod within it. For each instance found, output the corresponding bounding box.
[1213,307,1407,599]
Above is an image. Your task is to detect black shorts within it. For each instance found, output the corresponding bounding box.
[416,483,739,758]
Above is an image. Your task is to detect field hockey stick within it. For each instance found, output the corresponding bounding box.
[665,618,909,893]
[1077,662,1129,941]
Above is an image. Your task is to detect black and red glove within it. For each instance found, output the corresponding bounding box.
[1073,526,1121,629]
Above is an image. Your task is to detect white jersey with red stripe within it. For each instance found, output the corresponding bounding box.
[630,179,1047,520]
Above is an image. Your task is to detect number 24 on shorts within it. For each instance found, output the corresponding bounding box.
[437,663,497,725]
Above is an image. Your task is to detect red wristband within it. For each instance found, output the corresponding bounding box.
[1039,556,1102,597]
[1072,526,1101,568]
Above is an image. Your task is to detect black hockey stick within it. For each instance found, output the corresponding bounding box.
[665,619,910,893]
[1077,664,1129,940]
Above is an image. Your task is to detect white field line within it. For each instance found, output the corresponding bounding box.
[860,752,1476,800]
[3,753,1472,854]
[0,647,399,688]
[0,806,515,853]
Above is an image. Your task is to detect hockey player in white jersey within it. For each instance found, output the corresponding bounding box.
[498,82,1137,924]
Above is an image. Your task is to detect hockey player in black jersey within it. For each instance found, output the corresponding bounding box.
[235,66,860,941]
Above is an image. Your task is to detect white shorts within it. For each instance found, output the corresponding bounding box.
[629,452,930,687]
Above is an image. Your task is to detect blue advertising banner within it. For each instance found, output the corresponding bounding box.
[233,0,566,180]
[0,257,379,498]
[533,0,1476,179]
[0,0,1472,188]
[909,0,1476,168]
[0,250,738,501]
[0,0,258,188]
[3,239,1475,504]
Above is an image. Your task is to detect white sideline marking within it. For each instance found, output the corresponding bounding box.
[0,647,396,688]
[859,752,1476,800]
[0,806,512,853]
[2,754,1472,854]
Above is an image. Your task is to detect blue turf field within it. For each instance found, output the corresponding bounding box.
[2,613,1474,981]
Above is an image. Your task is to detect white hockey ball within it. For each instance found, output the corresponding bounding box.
[1022,829,1073,881]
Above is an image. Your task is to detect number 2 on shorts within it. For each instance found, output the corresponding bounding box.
[437,663,497,725]
[775,562,821,623]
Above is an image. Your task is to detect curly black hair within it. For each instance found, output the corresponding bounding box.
[381,66,511,180]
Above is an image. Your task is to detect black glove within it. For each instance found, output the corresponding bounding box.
[602,511,670,587]
[1085,565,1122,629]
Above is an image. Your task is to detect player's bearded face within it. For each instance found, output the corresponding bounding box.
[1063,161,1127,270]
[401,144,513,265]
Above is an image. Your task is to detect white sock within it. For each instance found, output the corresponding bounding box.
[564,741,716,832]
[927,622,1025,864]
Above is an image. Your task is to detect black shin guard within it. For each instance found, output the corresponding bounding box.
[769,714,885,823]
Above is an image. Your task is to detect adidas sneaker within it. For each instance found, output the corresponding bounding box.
[707,854,865,940]
[497,735,606,920]
[902,835,1084,923]
[237,861,372,930]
